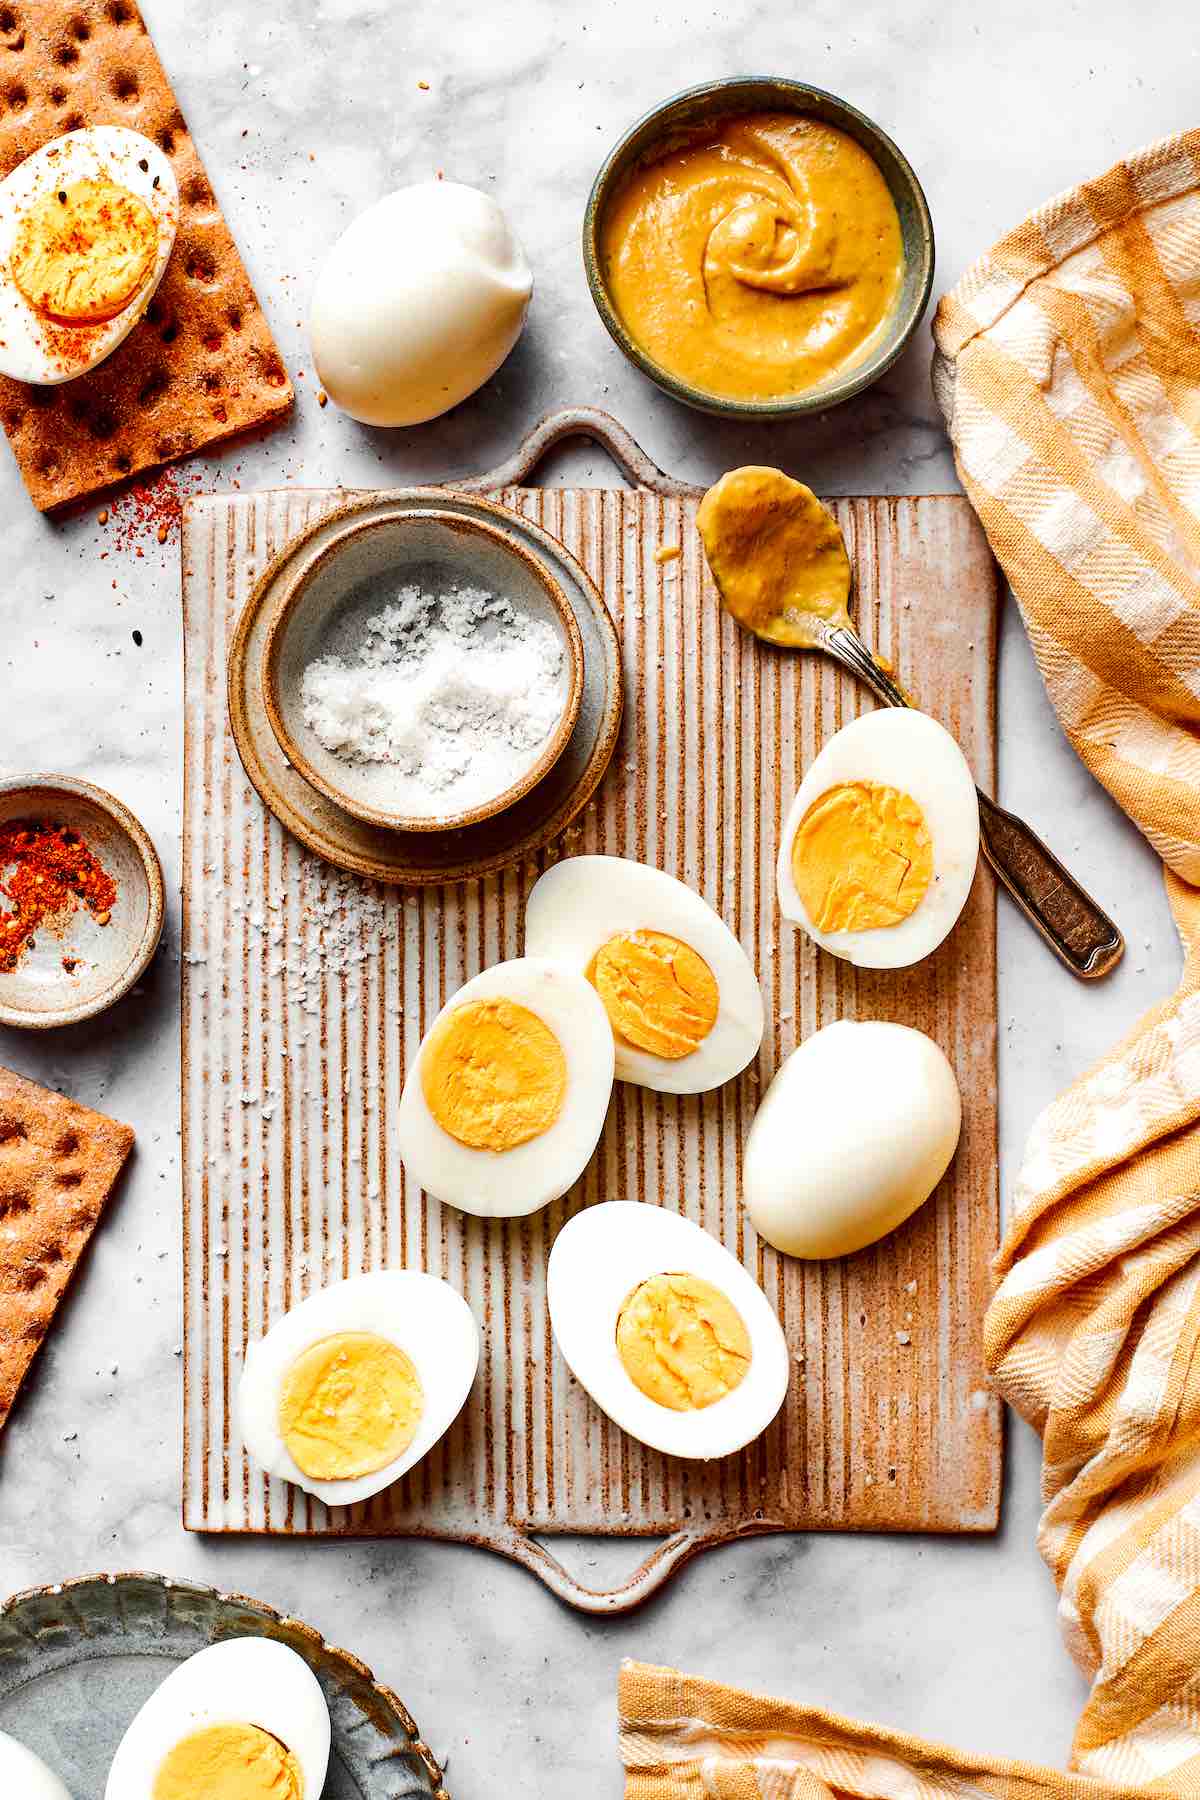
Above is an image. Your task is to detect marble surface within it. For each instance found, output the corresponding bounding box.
[0,2,1192,1792]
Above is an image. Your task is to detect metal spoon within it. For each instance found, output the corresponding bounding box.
[699,472,1124,979]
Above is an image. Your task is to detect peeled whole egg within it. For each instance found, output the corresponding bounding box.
[0,1731,73,1800]
[397,957,614,1217]
[103,1638,330,1800]
[524,856,764,1094]
[310,181,532,426]
[238,1270,480,1505]
[0,126,178,385]
[777,708,979,969]
[547,1201,790,1460]
[744,1020,962,1259]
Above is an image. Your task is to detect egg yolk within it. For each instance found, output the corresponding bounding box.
[11,177,157,326]
[152,1724,303,1800]
[421,997,566,1151]
[279,1331,423,1481]
[616,1272,752,1411]
[791,780,932,933]
[589,930,719,1060]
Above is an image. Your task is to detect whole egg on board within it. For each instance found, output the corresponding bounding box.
[310,181,532,426]
[0,126,178,384]
[238,1271,480,1506]
[777,708,979,968]
[524,856,764,1094]
[397,957,615,1217]
[547,1201,790,1459]
[104,1639,330,1800]
[744,1020,962,1259]
[0,1731,73,1800]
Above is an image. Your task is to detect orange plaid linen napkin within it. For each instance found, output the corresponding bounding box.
[621,128,1200,1796]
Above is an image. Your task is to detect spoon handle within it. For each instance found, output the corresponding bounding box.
[819,624,1124,979]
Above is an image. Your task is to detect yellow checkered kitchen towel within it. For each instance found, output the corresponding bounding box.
[620,128,1200,1797]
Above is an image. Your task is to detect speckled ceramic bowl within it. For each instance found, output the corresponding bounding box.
[0,1571,447,1798]
[0,775,163,1030]
[262,506,585,834]
[584,76,935,418]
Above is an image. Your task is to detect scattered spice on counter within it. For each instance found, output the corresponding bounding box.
[103,462,204,553]
[0,819,118,973]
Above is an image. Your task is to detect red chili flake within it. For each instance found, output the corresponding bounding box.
[105,461,205,553]
[0,819,117,975]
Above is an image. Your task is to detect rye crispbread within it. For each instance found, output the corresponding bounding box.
[0,0,293,512]
[0,1065,133,1428]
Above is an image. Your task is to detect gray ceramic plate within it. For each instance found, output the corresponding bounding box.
[0,1572,447,1799]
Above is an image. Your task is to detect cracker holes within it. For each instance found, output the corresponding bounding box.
[0,8,18,32]
[110,69,139,104]
[0,1119,28,1143]
[43,1243,63,1265]
[201,330,222,353]
[0,1194,30,1217]
[155,125,175,155]
[200,369,222,394]
[226,305,244,333]
[69,13,90,38]
[185,250,217,286]
[23,1318,46,1343]
[3,407,23,434]
[18,1265,46,1291]
[72,1203,98,1228]
[54,40,79,67]
[114,451,132,474]
[160,318,179,345]
[5,80,26,110]
[55,1132,79,1155]
[36,451,60,479]
[88,407,116,441]
[106,0,134,20]
[255,350,287,389]
[49,84,68,106]
[56,1169,83,1189]
[62,110,85,132]
[138,367,168,407]
[184,175,214,210]
[28,385,57,409]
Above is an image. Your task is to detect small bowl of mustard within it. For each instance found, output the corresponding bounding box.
[583,78,934,418]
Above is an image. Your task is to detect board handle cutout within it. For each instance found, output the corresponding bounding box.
[455,406,691,498]
[491,1521,776,1615]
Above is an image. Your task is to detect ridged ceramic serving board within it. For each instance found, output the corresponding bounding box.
[180,407,1002,1614]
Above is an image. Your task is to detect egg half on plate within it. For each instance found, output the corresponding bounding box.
[397,957,615,1217]
[524,857,763,1093]
[778,708,979,968]
[0,1731,73,1800]
[104,1638,330,1800]
[548,1201,790,1459]
[238,1271,480,1505]
[0,126,178,385]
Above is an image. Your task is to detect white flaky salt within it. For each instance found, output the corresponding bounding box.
[301,583,567,814]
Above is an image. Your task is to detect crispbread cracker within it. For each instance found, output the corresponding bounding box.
[0,1065,133,1427]
[0,0,292,512]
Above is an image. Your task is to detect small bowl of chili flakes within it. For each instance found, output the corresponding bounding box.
[0,775,164,1030]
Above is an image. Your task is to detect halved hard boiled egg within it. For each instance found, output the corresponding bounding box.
[744,1020,962,1259]
[238,1271,479,1505]
[0,1732,72,1800]
[0,127,178,385]
[778,708,979,968]
[397,957,614,1217]
[548,1201,790,1459]
[524,857,763,1093]
[104,1638,330,1800]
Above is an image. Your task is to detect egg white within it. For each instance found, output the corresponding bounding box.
[397,957,615,1218]
[744,1020,962,1259]
[0,1731,73,1800]
[777,708,980,968]
[547,1201,790,1460]
[524,857,764,1094]
[0,127,178,386]
[103,1639,330,1800]
[238,1271,480,1506]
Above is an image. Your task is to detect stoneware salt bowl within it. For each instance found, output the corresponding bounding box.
[262,508,585,833]
[583,75,936,418]
[0,774,164,1030]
